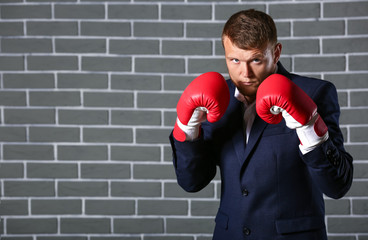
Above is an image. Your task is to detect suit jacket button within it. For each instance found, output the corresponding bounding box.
[326,148,332,157]
[242,189,249,196]
[243,227,251,235]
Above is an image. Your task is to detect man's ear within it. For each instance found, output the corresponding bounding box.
[274,43,282,64]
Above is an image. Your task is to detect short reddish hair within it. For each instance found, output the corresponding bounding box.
[222,9,278,50]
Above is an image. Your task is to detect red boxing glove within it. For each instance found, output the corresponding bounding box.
[256,74,329,154]
[173,72,230,142]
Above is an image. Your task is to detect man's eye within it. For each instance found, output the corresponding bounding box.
[253,59,261,63]
[231,59,240,63]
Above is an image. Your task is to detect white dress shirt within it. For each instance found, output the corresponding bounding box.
[234,88,256,144]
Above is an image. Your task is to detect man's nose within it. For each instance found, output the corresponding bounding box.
[241,62,252,78]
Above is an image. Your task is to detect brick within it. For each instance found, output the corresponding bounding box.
[134,164,176,180]
[337,92,348,107]
[0,127,26,142]
[269,3,320,19]
[0,22,24,35]
[328,236,356,240]
[58,73,108,89]
[324,1,368,17]
[138,199,188,215]
[3,144,54,160]
[58,181,108,197]
[83,127,133,143]
[162,40,212,55]
[215,40,225,56]
[81,163,130,179]
[82,56,131,72]
[135,58,185,73]
[1,5,51,19]
[30,91,81,106]
[186,23,223,38]
[111,182,161,197]
[0,56,24,71]
[340,109,368,124]
[84,92,134,107]
[1,38,52,53]
[294,20,345,36]
[276,22,291,37]
[325,199,351,215]
[55,4,105,19]
[58,109,108,125]
[110,39,159,55]
[136,128,172,144]
[353,200,368,215]
[111,110,161,126]
[108,4,158,19]
[4,108,55,124]
[110,146,161,162]
[294,56,345,72]
[0,163,23,178]
[164,182,215,198]
[114,218,164,234]
[215,4,266,20]
[166,218,214,233]
[27,163,78,179]
[31,199,82,215]
[55,39,106,53]
[134,22,183,37]
[349,55,368,71]
[85,200,135,215]
[328,217,368,233]
[28,56,78,71]
[351,92,368,107]
[345,145,368,160]
[7,218,57,234]
[27,21,78,36]
[325,73,368,89]
[354,163,368,178]
[0,91,26,106]
[38,237,86,240]
[324,38,368,54]
[111,74,161,91]
[346,181,368,197]
[4,181,55,197]
[81,21,131,36]
[163,75,193,91]
[351,126,368,142]
[348,19,368,35]
[188,58,228,73]
[58,145,108,160]
[163,111,175,126]
[29,127,80,142]
[137,92,180,108]
[191,200,219,216]
[0,200,28,215]
[3,73,55,89]
[145,237,193,240]
[61,218,110,233]
[164,145,174,162]
[144,237,193,240]
[162,5,211,20]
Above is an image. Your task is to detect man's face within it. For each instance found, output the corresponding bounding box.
[223,36,281,103]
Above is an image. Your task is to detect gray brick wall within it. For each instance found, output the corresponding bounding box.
[0,0,367,239]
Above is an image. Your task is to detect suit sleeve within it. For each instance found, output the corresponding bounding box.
[169,132,217,193]
[301,81,353,199]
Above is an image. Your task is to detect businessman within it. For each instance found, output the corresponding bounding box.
[169,9,353,240]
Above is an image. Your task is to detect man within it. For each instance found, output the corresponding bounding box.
[169,9,353,240]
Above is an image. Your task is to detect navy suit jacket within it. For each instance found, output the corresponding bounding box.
[169,63,353,240]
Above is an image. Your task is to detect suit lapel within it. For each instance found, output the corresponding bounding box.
[232,124,246,166]
[232,115,268,167]
[243,115,267,163]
